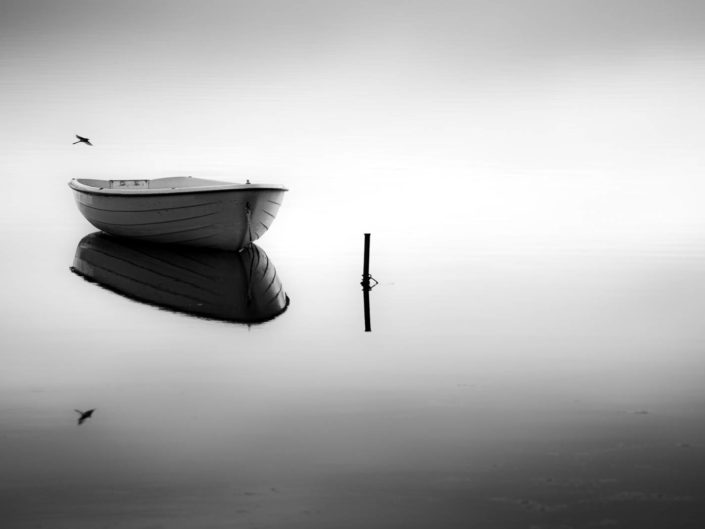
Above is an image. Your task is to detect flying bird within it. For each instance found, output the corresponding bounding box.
[73,135,93,146]
[75,408,96,425]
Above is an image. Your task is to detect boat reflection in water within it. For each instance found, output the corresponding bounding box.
[71,232,289,323]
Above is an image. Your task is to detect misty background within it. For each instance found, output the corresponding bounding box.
[2,1,705,528]
[2,0,704,247]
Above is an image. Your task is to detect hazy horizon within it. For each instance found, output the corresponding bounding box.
[2,0,705,249]
[3,2,705,528]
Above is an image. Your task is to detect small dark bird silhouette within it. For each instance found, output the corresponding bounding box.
[75,408,96,425]
[73,135,93,146]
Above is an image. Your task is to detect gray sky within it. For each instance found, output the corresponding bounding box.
[3,5,705,527]
[2,0,705,247]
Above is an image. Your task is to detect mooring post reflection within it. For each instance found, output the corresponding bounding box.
[361,233,378,332]
[70,233,289,324]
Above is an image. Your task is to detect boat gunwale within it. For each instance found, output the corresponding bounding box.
[69,178,288,197]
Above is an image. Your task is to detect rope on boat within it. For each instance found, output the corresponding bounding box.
[245,201,253,246]
[244,201,254,304]
[246,244,256,306]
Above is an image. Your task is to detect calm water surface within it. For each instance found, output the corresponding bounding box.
[1,203,705,528]
[3,2,705,526]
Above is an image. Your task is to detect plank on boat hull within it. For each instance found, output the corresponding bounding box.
[71,184,285,251]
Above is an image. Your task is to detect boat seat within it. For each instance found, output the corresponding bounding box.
[109,179,149,189]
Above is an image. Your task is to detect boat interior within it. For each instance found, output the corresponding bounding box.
[74,176,233,190]
[69,176,287,195]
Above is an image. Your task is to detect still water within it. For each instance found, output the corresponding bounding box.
[3,2,705,524]
[1,200,705,528]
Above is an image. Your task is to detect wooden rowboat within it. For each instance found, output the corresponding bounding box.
[68,176,287,251]
[71,232,289,323]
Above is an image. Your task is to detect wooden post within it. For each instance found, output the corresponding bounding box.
[363,233,371,284]
[362,233,371,332]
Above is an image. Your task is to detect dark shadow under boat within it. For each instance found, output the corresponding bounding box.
[71,232,289,324]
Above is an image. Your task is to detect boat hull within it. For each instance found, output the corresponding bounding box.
[70,184,285,251]
[71,232,289,323]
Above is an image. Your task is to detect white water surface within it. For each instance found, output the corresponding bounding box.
[2,2,705,527]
